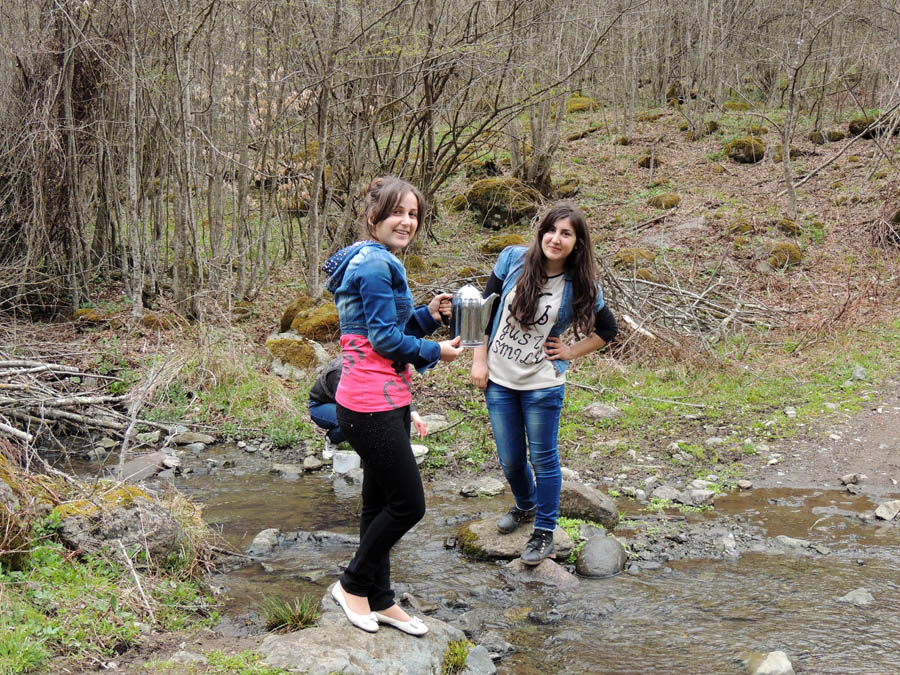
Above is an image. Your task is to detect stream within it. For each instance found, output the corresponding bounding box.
[84,442,900,673]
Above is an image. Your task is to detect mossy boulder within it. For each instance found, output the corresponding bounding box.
[666,81,686,105]
[613,135,631,146]
[689,120,719,140]
[447,194,469,212]
[462,177,541,229]
[767,241,802,269]
[266,332,329,381]
[637,154,662,169]
[290,302,339,341]
[634,268,659,282]
[456,518,573,560]
[744,124,768,136]
[481,233,526,254]
[566,95,600,113]
[848,115,883,139]
[734,235,749,248]
[555,176,580,198]
[775,218,801,236]
[403,254,427,273]
[614,247,656,267]
[463,158,501,179]
[825,129,846,142]
[637,112,662,122]
[74,308,104,323]
[140,312,181,331]
[808,130,826,145]
[727,218,753,235]
[725,137,766,163]
[280,295,316,333]
[724,101,752,111]
[772,145,801,163]
[647,193,680,209]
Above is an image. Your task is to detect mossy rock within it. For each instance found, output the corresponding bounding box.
[744,124,768,136]
[566,95,600,113]
[727,218,753,235]
[637,154,662,169]
[613,135,631,146]
[462,176,541,229]
[556,176,580,198]
[808,130,826,145]
[290,302,339,341]
[53,485,151,520]
[140,312,181,331]
[463,158,501,179]
[666,81,686,105]
[403,254,427,273]
[734,235,749,248]
[847,155,860,163]
[280,295,316,333]
[634,268,659,282]
[637,112,661,122]
[481,233,526,254]
[724,101,752,111]
[447,194,469,212]
[232,300,253,321]
[689,120,719,140]
[772,145,801,163]
[678,121,689,131]
[615,247,656,267]
[456,266,489,280]
[725,137,766,164]
[647,193,680,209]
[825,129,846,142]
[767,241,802,269]
[711,164,725,175]
[74,308,104,323]
[871,170,888,181]
[848,115,882,138]
[775,218,801,235]
[266,333,328,371]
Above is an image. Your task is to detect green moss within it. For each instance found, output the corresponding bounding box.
[647,193,680,209]
[724,101,752,111]
[455,525,488,560]
[768,241,802,268]
[725,136,766,164]
[772,145,801,163]
[52,485,151,520]
[566,95,600,113]
[140,313,180,331]
[462,177,541,228]
[727,218,753,235]
[279,295,315,333]
[744,124,768,136]
[776,218,801,236]
[290,303,339,341]
[74,308,104,323]
[613,135,631,146]
[481,233,526,254]
[265,335,323,368]
[826,129,846,142]
[615,247,656,267]
[808,130,826,145]
[637,154,662,169]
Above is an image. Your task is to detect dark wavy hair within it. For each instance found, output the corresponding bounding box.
[509,202,598,339]
[361,176,426,240]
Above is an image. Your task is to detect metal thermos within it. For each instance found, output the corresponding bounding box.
[450,284,498,348]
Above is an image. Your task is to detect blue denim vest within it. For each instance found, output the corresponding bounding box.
[487,246,605,376]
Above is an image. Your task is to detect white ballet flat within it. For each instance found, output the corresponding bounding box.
[373,610,429,636]
[331,582,378,633]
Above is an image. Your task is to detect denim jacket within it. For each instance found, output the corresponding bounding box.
[324,242,442,373]
[487,246,606,376]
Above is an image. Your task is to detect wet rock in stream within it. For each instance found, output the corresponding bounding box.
[258,587,496,674]
[457,517,573,560]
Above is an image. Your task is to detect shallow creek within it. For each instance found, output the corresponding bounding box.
[151,443,899,673]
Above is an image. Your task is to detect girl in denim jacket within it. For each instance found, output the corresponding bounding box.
[471,202,618,565]
[324,176,462,634]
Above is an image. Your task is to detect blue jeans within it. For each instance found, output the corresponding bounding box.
[484,381,565,531]
[308,401,346,443]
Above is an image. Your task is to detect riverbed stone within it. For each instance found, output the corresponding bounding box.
[479,630,515,660]
[183,442,207,454]
[575,535,627,578]
[303,456,324,472]
[411,413,451,437]
[503,558,580,589]
[247,528,280,556]
[457,518,573,561]
[460,477,506,498]
[258,587,496,675]
[838,587,873,606]
[581,402,622,420]
[558,481,618,529]
[171,432,216,445]
[689,489,716,506]
[874,500,900,520]
[651,485,681,501]
[270,463,304,477]
[747,650,795,675]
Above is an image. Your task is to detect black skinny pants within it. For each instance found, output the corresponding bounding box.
[335,403,425,611]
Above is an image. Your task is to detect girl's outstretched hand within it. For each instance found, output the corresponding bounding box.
[411,411,428,438]
[439,336,463,362]
[543,336,573,361]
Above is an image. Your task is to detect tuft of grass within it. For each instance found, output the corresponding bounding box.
[441,639,472,675]
[145,649,293,673]
[258,595,321,633]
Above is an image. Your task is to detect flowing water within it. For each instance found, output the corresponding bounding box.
[108,443,900,673]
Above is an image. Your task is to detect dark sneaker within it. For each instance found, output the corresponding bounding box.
[520,529,554,565]
[497,505,537,534]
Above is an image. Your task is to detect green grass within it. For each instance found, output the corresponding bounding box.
[143,649,292,674]
[441,639,472,675]
[258,595,320,632]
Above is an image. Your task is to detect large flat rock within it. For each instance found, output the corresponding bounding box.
[259,588,495,674]
[458,517,573,561]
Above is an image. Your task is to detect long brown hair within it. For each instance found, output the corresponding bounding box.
[360,176,426,239]
[509,202,598,339]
